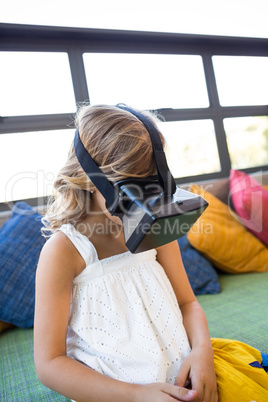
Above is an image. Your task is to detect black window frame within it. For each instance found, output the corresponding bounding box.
[0,23,268,210]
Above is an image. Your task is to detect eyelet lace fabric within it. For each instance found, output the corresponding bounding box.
[59,223,191,384]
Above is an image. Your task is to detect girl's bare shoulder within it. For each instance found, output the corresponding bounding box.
[38,230,85,279]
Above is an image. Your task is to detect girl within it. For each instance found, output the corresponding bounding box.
[34,104,267,402]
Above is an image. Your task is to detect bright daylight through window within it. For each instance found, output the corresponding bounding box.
[0,0,268,205]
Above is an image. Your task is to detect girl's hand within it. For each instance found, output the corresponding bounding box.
[133,383,197,402]
[174,347,218,402]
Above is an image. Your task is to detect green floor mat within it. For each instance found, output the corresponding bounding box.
[197,272,268,353]
[0,328,70,402]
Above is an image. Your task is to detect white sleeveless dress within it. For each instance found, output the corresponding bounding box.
[59,223,191,385]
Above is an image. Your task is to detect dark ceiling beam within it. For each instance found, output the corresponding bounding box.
[0,23,268,56]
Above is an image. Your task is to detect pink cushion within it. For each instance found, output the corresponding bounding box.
[230,169,268,246]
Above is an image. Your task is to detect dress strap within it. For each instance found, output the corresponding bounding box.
[57,223,98,266]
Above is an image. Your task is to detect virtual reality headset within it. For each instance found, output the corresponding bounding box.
[74,105,208,253]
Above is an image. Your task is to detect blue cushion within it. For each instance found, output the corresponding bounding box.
[178,235,221,295]
[0,202,45,328]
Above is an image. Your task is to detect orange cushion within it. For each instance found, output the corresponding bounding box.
[187,184,268,274]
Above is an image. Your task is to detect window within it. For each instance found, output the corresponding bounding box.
[83,53,208,109]
[0,52,76,116]
[224,116,268,169]
[159,120,220,177]
[0,129,74,203]
[212,56,268,106]
[0,24,267,208]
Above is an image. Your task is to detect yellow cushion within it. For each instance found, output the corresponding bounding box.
[211,338,268,401]
[187,184,268,274]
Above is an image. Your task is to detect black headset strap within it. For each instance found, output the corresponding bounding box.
[116,105,176,195]
[74,129,118,208]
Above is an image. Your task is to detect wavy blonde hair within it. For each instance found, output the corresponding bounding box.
[43,104,165,235]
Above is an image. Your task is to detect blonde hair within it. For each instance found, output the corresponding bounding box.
[43,104,165,235]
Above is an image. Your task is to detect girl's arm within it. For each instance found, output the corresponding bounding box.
[156,241,218,402]
[34,232,196,402]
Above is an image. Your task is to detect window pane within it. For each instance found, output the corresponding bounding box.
[224,116,268,169]
[213,56,268,106]
[159,120,220,178]
[0,129,74,203]
[83,53,209,109]
[0,52,76,116]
